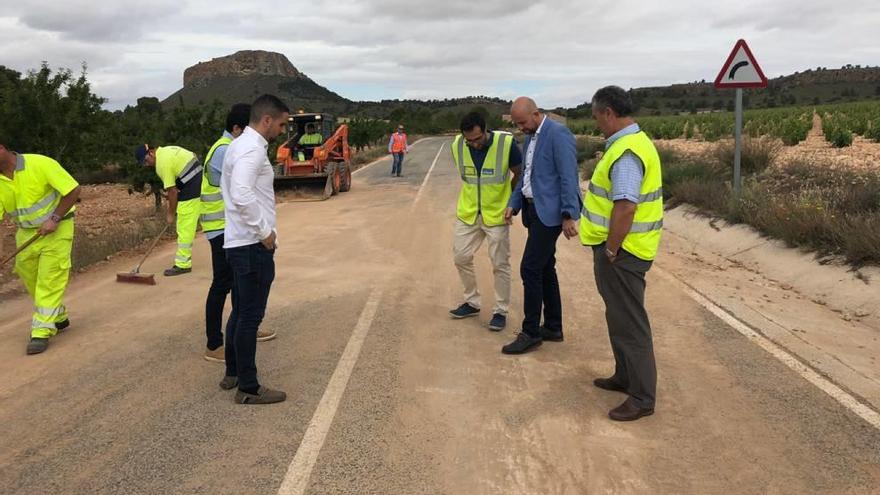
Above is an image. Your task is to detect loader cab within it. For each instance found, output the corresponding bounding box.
[285,113,335,161]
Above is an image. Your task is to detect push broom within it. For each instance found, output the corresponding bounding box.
[116,223,169,285]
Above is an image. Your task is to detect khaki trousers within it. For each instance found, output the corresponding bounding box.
[453,216,511,315]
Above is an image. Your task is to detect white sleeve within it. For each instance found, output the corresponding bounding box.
[227,147,272,240]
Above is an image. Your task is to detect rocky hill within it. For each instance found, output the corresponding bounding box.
[162,50,355,113]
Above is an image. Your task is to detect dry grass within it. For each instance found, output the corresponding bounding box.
[662,144,880,266]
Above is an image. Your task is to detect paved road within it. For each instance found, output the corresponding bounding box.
[1,137,879,494]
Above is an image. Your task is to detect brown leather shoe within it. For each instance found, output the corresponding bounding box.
[609,398,654,422]
[593,377,627,393]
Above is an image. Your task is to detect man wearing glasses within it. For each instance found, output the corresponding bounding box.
[449,112,522,332]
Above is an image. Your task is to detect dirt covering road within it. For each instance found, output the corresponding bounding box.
[1,138,879,494]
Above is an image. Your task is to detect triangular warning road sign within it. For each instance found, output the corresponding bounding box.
[714,39,768,88]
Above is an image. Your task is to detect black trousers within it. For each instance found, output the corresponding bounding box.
[225,243,276,391]
[205,233,233,350]
[592,244,656,409]
[519,200,563,337]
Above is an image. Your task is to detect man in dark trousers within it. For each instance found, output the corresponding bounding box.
[502,97,581,355]
[580,86,663,421]
[220,94,290,405]
[201,103,277,364]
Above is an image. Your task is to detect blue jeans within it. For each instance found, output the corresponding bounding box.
[225,243,275,390]
[391,152,404,175]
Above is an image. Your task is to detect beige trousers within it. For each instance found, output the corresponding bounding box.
[453,216,511,315]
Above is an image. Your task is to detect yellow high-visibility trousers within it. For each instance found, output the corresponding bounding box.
[174,198,200,269]
[14,219,74,339]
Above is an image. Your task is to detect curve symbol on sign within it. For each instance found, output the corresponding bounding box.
[729,61,749,79]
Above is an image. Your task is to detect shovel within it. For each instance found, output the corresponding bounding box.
[0,233,41,267]
[116,223,169,285]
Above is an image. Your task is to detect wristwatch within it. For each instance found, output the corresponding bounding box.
[50,213,62,223]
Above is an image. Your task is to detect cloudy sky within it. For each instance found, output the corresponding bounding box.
[1,0,878,110]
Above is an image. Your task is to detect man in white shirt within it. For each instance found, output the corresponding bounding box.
[219,94,290,405]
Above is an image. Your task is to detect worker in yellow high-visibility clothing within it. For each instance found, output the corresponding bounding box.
[135,143,202,276]
[0,142,81,355]
[298,123,323,146]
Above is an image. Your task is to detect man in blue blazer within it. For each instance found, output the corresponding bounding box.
[502,97,582,354]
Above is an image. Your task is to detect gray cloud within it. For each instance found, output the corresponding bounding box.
[0,0,877,110]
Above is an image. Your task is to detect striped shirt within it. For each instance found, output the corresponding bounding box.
[606,123,644,203]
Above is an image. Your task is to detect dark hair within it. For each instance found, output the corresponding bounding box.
[226,103,251,133]
[459,111,486,133]
[250,94,290,123]
[592,86,634,117]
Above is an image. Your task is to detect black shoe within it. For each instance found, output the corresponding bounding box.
[539,326,563,342]
[27,337,49,355]
[593,377,628,393]
[609,398,654,421]
[501,332,542,355]
[56,319,70,331]
[449,303,480,319]
[164,266,192,277]
[488,313,506,331]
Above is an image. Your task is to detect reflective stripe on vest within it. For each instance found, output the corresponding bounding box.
[451,131,513,227]
[178,157,203,185]
[200,136,230,232]
[200,211,225,222]
[586,181,663,204]
[6,155,76,229]
[10,190,59,218]
[579,131,664,261]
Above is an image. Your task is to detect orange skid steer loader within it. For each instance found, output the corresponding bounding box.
[274,113,352,200]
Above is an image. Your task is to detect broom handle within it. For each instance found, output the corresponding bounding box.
[134,223,170,273]
[0,232,40,266]
[0,233,41,267]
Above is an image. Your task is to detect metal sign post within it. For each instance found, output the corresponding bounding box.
[734,88,743,197]
[714,39,768,199]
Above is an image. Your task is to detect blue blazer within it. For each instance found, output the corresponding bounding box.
[508,118,582,227]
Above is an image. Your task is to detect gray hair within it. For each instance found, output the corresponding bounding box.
[592,86,634,117]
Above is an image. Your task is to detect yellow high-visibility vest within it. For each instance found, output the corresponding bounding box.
[451,131,514,227]
[579,131,663,261]
[199,136,231,232]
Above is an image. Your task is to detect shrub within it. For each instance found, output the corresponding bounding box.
[712,137,780,178]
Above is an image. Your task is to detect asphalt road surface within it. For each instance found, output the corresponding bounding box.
[1,137,879,494]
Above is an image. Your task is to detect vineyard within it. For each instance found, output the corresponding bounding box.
[568,100,880,147]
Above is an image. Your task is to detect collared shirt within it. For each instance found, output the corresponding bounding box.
[606,123,645,203]
[521,116,547,199]
[221,126,276,249]
[467,132,523,173]
[205,130,234,241]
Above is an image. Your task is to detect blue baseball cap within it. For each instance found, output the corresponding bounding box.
[134,144,150,165]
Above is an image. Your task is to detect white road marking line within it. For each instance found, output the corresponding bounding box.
[655,266,880,430]
[352,137,431,175]
[410,141,445,211]
[277,288,384,495]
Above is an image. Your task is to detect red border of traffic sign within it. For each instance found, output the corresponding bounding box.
[714,39,768,88]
